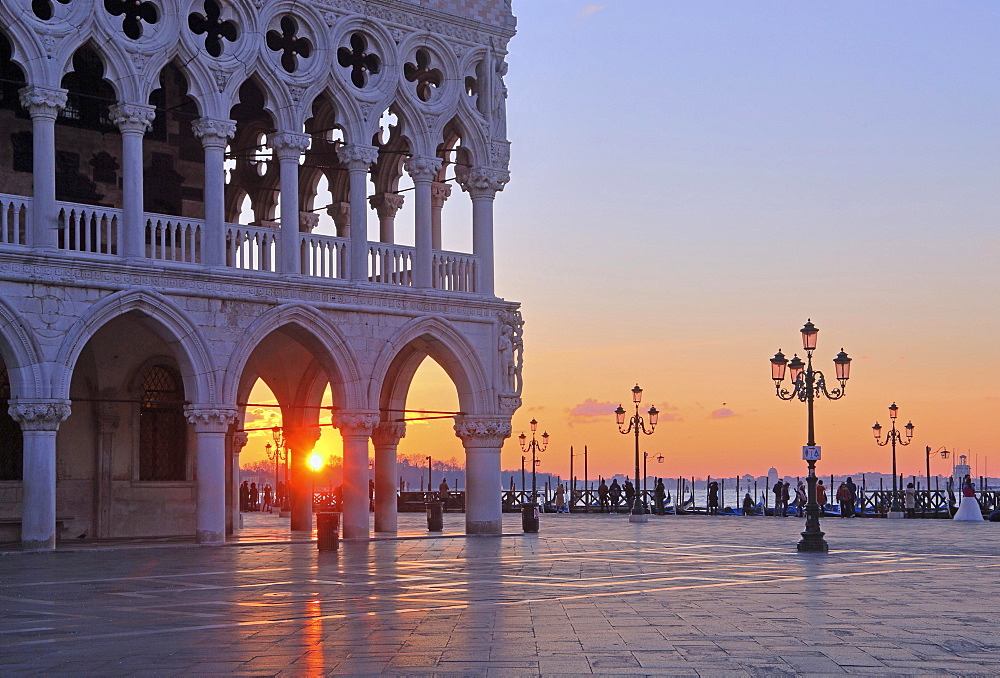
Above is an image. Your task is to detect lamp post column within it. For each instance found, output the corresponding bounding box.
[334,412,379,540]
[11,400,71,550]
[19,87,67,249]
[372,422,405,534]
[455,416,511,535]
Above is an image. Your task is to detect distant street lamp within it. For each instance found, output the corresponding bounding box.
[615,385,659,523]
[872,403,914,513]
[518,419,549,505]
[770,320,852,552]
[270,426,290,509]
[925,446,950,489]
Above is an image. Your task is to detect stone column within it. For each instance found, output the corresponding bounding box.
[404,156,443,289]
[9,400,71,550]
[430,182,451,250]
[268,132,311,275]
[368,192,405,243]
[230,431,248,532]
[337,145,379,281]
[110,103,156,259]
[333,411,379,540]
[185,407,238,544]
[285,426,320,532]
[371,422,405,533]
[457,167,509,297]
[454,416,511,535]
[18,87,67,249]
[191,118,236,267]
[94,402,119,539]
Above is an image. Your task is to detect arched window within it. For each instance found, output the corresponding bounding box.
[138,365,186,481]
[0,361,23,481]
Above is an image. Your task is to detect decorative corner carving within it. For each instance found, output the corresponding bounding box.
[185,407,239,431]
[369,192,405,219]
[268,132,311,158]
[498,309,523,395]
[498,395,522,415]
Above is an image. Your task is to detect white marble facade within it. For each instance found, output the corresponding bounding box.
[0,0,520,549]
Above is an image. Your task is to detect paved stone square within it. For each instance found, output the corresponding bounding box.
[2,512,999,676]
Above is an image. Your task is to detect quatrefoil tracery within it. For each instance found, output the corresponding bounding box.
[265,16,312,74]
[188,0,239,58]
[337,33,381,89]
[104,0,159,40]
[404,49,442,102]
[31,0,71,21]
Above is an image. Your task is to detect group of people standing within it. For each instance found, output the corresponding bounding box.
[767,477,861,517]
[594,478,670,514]
[240,480,282,513]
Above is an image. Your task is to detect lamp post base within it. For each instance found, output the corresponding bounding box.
[797,530,829,552]
[629,513,648,523]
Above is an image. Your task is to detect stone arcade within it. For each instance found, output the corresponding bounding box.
[0,0,520,549]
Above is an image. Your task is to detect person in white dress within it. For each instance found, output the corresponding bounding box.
[953,475,984,522]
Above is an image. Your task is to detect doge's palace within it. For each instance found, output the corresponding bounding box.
[0,0,520,549]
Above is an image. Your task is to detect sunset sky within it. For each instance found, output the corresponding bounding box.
[243,1,1000,483]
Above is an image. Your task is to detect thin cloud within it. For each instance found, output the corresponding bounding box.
[579,4,606,19]
[568,398,618,426]
[710,408,738,419]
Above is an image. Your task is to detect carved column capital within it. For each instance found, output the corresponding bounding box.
[454,416,512,448]
[498,395,522,415]
[337,144,379,171]
[368,193,405,219]
[109,103,156,135]
[185,407,238,433]
[8,400,71,431]
[332,411,380,437]
[431,182,452,208]
[191,117,237,148]
[457,166,510,199]
[404,155,443,183]
[232,431,249,453]
[268,132,311,160]
[299,212,319,233]
[18,86,67,119]
[371,421,407,447]
[327,201,351,236]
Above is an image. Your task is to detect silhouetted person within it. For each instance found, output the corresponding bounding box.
[836,482,850,518]
[742,492,755,516]
[262,484,273,513]
[653,478,666,515]
[844,477,858,517]
[623,480,635,511]
[239,480,249,512]
[780,481,790,517]
[816,480,827,516]
[708,480,720,516]
[609,479,622,512]
[772,480,784,517]
[438,478,450,503]
[598,479,610,513]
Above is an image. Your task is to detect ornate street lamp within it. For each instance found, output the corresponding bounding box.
[615,384,659,523]
[269,426,289,509]
[643,451,665,513]
[771,320,852,552]
[518,418,549,506]
[873,402,914,513]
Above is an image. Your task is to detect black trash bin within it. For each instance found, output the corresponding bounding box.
[521,503,539,533]
[426,502,444,531]
[316,512,340,551]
